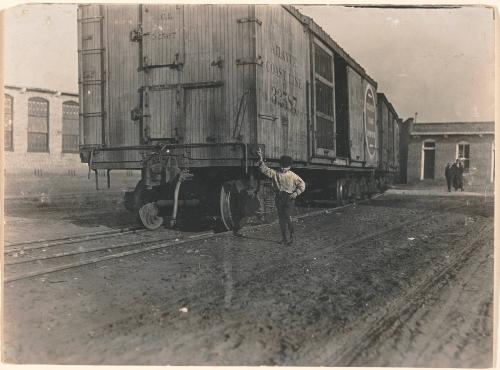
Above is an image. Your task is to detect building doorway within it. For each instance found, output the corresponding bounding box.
[422,141,435,179]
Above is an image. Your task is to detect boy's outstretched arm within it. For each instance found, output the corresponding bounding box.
[256,148,275,179]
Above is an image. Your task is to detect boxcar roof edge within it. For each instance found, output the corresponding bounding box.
[283,5,378,88]
[377,92,400,120]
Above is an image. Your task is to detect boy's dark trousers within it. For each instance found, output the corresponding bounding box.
[275,191,295,242]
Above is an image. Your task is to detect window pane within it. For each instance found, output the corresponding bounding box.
[62,135,79,152]
[457,144,470,173]
[458,144,470,159]
[62,101,79,152]
[28,133,48,152]
[4,95,13,151]
[29,116,49,133]
[63,101,79,120]
[315,79,333,116]
[28,98,49,116]
[314,44,333,82]
[28,98,49,152]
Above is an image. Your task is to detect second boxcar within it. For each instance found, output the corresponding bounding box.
[377,93,401,188]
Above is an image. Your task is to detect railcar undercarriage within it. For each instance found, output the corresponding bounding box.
[82,144,394,231]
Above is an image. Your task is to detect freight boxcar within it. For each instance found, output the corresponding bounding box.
[78,4,394,230]
[377,93,401,188]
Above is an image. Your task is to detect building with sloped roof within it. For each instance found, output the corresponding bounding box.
[401,119,494,186]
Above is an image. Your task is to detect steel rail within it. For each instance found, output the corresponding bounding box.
[4,227,144,253]
[5,233,183,266]
[4,196,382,283]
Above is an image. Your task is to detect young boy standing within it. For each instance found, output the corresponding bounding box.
[256,148,306,245]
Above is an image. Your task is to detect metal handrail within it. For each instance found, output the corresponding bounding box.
[81,141,250,173]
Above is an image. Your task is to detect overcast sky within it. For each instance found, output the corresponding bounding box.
[297,5,495,122]
[3,4,495,122]
[4,4,78,93]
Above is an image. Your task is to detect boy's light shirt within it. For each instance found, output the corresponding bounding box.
[258,161,306,195]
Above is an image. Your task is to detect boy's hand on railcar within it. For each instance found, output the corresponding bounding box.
[290,191,298,199]
[256,147,264,161]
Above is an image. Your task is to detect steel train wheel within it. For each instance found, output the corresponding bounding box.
[220,183,236,231]
[138,202,164,230]
[336,179,348,206]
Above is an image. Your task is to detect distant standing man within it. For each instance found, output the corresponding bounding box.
[450,162,458,191]
[256,148,306,245]
[445,163,452,192]
[456,159,465,192]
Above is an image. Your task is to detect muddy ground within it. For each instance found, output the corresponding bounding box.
[2,190,494,366]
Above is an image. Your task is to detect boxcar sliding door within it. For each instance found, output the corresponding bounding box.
[137,4,185,143]
[312,40,336,158]
[138,5,226,147]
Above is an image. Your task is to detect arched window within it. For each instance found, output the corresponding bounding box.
[4,94,13,151]
[457,141,470,173]
[28,97,49,152]
[62,101,79,153]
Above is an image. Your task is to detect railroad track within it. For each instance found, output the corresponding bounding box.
[4,194,468,285]
[4,226,143,252]
[3,197,363,283]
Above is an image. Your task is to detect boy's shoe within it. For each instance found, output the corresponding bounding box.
[286,235,294,246]
[233,230,244,237]
[278,238,288,245]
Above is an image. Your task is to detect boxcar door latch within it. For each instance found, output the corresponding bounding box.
[237,17,262,25]
[236,56,263,66]
[130,26,143,42]
[130,107,150,121]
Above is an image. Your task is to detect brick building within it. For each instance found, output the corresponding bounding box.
[3,85,88,176]
[400,119,494,186]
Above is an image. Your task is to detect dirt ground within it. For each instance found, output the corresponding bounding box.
[2,190,494,366]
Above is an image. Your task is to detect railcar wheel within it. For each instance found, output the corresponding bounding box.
[124,179,145,212]
[353,178,362,201]
[219,183,237,231]
[138,202,164,230]
[359,177,368,200]
[367,176,377,198]
[336,179,348,206]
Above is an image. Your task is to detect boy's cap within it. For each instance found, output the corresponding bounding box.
[280,155,293,168]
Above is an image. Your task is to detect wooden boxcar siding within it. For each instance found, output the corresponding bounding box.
[255,6,310,162]
[186,5,255,161]
[140,5,254,152]
[379,102,389,169]
[347,67,363,162]
[377,98,387,169]
[80,5,384,170]
[78,5,104,146]
[105,6,141,163]
[392,116,399,169]
[387,110,394,169]
[377,95,400,172]
[347,66,378,166]
[393,117,400,169]
[79,5,258,164]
